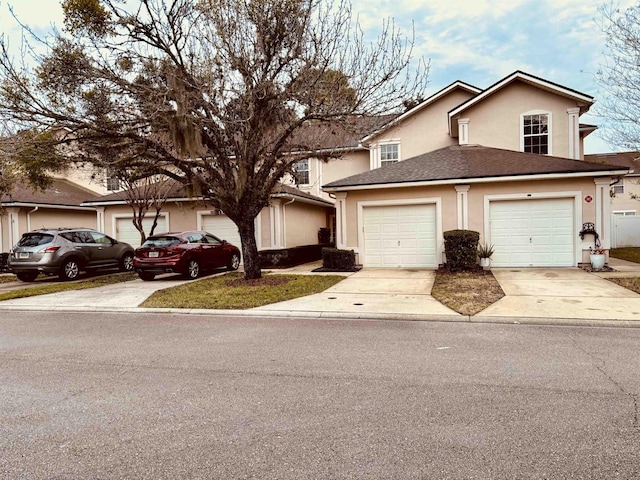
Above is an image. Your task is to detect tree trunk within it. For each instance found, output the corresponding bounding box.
[238,219,261,280]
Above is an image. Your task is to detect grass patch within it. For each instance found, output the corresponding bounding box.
[607,277,640,294]
[610,248,640,264]
[431,268,505,316]
[0,272,138,302]
[0,275,17,284]
[140,272,345,309]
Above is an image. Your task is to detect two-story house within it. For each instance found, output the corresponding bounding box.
[322,71,629,268]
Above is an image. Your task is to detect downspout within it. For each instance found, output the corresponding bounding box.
[27,206,39,232]
[282,197,295,248]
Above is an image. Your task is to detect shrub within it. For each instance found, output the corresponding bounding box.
[318,227,332,244]
[259,244,323,268]
[443,229,480,272]
[322,247,356,270]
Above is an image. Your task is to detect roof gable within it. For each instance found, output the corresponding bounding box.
[448,71,594,134]
[361,81,481,144]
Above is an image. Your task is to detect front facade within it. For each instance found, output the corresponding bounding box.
[324,72,628,268]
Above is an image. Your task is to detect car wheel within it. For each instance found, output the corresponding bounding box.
[120,252,134,272]
[59,259,80,281]
[184,258,200,279]
[138,271,156,281]
[16,271,38,282]
[227,253,240,271]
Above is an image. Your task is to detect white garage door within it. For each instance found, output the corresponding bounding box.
[201,214,243,249]
[490,198,575,267]
[116,216,167,248]
[363,204,437,268]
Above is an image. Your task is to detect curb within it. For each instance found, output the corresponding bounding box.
[1,304,640,328]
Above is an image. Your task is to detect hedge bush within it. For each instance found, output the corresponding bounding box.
[321,247,356,270]
[259,244,323,268]
[443,229,480,272]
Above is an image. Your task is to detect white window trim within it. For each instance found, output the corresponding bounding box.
[370,140,401,169]
[520,110,552,156]
[295,158,310,186]
[611,178,624,195]
[483,191,582,266]
[356,197,443,266]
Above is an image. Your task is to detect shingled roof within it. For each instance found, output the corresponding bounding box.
[1,178,97,208]
[584,152,640,175]
[323,145,629,189]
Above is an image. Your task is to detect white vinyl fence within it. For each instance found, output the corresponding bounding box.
[611,215,640,247]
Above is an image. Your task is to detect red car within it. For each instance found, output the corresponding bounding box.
[133,231,241,281]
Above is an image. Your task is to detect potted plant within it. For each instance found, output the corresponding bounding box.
[477,243,495,268]
[589,246,606,270]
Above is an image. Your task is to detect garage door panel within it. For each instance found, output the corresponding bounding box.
[363,204,437,268]
[490,198,574,267]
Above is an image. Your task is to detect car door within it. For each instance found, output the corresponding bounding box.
[86,231,118,267]
[203,233,226,268]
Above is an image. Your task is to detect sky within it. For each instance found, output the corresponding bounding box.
[0,0,636,153]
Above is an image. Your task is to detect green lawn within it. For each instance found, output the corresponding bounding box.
[610,248,640,263]
[141,272,345,309]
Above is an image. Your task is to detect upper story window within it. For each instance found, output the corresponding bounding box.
[611,178,624,196]
[380,143,399,166]
[522,113,549,155]
[106,168,120,191]
[295,159,310,185]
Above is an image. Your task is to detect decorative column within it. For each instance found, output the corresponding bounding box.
[458,118,470,145]
[7,208,20,247]
[455,184,470,230]
[594,178,611,249]
[269,199,283,248]
[96,207,105,233]
[334,192,348,249]
[567,107,580,160]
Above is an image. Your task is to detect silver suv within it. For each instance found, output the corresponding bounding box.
[9,228,135,282]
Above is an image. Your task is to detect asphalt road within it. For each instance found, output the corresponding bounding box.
[1,312,639,479]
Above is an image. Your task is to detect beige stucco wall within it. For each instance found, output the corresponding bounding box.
[100,201,202,238]
[339,176,604,265]
[459,81,586,159]
[283,202,330,247]
[368,89,475,161]
[0,207,97,252]
[611,177,640,213]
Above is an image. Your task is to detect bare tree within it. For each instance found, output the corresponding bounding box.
[0,0,428,279]
[596,2,640,150]
[113,171,178,244]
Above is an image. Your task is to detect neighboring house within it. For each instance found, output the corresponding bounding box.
[585,152,640,247]
[81,183,334,249]
[323,71,629,268]
[0,178,98,252]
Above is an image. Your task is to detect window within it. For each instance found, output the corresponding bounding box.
[380,143,399,166]
[295,159,309,185]
[522,114,549,154]
[106,169,120,191]
[611,178,624,196]
[613,210,636,216]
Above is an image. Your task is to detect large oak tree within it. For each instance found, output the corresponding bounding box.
[0,0,427,279]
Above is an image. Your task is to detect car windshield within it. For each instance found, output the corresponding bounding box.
[141,236,181,248]
[17,233,54,247]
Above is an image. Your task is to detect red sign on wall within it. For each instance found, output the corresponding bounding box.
[585,195,593,203]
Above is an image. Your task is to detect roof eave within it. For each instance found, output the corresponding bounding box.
[323,169,629,192]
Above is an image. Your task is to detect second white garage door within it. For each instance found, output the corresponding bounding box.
[489,198,575,267]
[362,204,437,268]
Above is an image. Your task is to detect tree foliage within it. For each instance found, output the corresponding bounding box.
[0,0,428,279]
[596,2,640,150]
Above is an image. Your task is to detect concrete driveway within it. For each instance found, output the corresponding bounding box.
[253,268,461,320]
[476,267,640,323]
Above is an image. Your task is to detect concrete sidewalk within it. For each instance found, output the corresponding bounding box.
[2,259,640,327]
